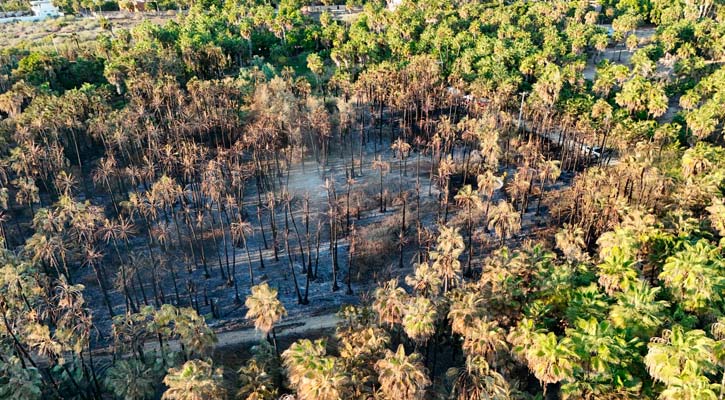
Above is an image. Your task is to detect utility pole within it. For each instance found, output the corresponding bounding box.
[517,91,528,131]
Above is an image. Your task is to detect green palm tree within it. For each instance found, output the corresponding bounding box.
[405,262,443,298]
[596,227,639,261]
[461,318,507,365]
[660,240,725,313]
[448,291,485,337]
[565,318,642,396]
[337,325,389,362]
[245,282,287,349]
[645,325,716,387]
[162,359,227,400]
[508,318,544,362]
[105,359,156,400]
[402,296,438,345]
[282,339,328,390]
[658,373,718,400]
[0,357,42,400]
[597,248,639,296]
[526,332,579,394]
[711,318,725,400]
[375,344,431,400]
[173,306,218,358]
[565,284,609,324]
[372,279,408,327]
[296,356,349,400]
[430,226,465,292]
[237,360,277,400]
[608,280,668,337]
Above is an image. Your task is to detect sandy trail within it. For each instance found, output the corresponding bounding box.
[85,312,340,363]
[213,313,340,350]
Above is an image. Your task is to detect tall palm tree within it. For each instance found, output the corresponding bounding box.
[162,359,227,400]
[245,282,287,351]
[429,226,465,293]
[506,170,531,214]
[231,220,255,288]
[535,159,561,215]
[99,217,137,313]
[454,185,482,275]
[437,156,456,223]
[477,171,502,223]
[375,344,431,400]
[13,176,40,215]
[487,200,521,246]
[371,157,390,212]
[82,245,115,318]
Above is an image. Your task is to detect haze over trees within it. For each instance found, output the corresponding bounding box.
[0,0,724,398]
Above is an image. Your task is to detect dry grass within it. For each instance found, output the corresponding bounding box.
[352,212,400,281]
[0,12,177,49]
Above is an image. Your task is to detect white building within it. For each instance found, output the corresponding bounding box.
[387,0,403,11]
[0,0,61,23]
[30,0,61,18]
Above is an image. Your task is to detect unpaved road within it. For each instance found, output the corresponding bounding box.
[86,312,340,364]
[212,313,339,350]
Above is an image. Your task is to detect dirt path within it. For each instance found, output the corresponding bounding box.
[85,311,340,364]
[213,313,340,350]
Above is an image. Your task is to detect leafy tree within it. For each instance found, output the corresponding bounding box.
[0,357,42,400]
[245,283,287,350]
[660,240,725,314]
[104,359,156,400]
[402,296,437,345]
[162,360,227,400]
[645,325,717,395]
[375,344,431,400]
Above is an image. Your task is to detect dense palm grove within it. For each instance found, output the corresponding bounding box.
[0,0,724,398]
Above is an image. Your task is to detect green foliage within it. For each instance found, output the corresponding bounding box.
[104,359,157,400]
[660,240,725,314]
[0,357,42,400]
[162,359,227,400]
[13,52,106,91]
